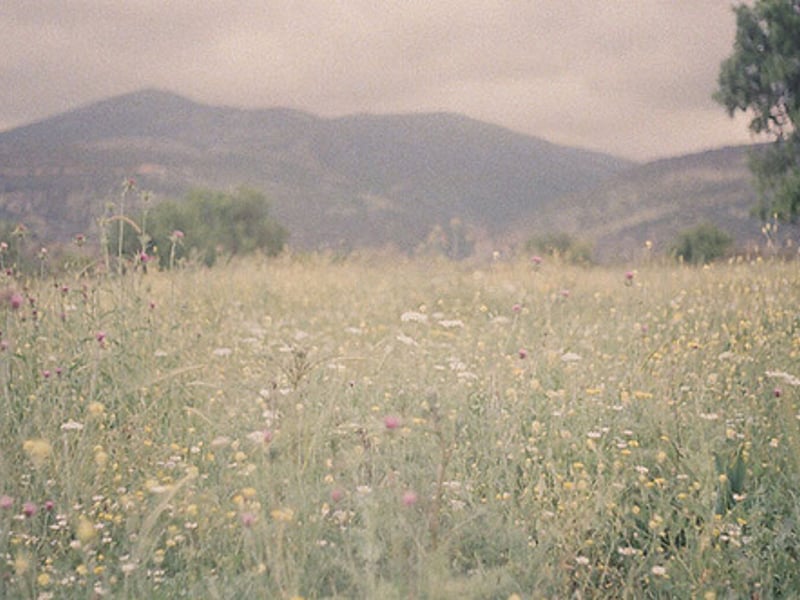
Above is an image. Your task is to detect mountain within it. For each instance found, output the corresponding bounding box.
[511,144,776,262]
[0,89,633,252]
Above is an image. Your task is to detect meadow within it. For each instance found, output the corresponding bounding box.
[0,252,798,598]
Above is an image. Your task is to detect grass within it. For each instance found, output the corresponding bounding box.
[0,252,798,598]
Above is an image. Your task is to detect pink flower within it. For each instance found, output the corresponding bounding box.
[172,230,184,240]
[560,289,570,298]
[625,270,635,280]
[22,501,37,518]
[512,303,522,313]
[44,500,55,512]
[0,495,13,509]
[331,488,344,503]
[518,348,528,359]
[96,331,106,344]
[241,512,257,528]
[384,416,401,430]
[531,255,543,265]
[774,387,782,398]
[402,490,418,507]
[9,293,23,310]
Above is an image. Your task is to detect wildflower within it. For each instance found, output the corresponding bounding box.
[14,554,29,576]
[400,311,428,323]
[518,348,528,359]
[331,488,344,503]
[531,255,543,265]
[60,420,84,431]
[402,490,418,507]
[44,500,55,512]
[438,319,464,328]
[246,429,273,444]
[241,512,257,528]
[512,303,522,313]
[766,370,800,386]
[23,438,52,468]
[651,565,667,577]
[560,289,570,298]
[22,501,37,518]
[774,387,782,398]
[0,495,13,509]
[170,230,184,242]
[37,572,51,587]
[87,402,105,418]
[270,508,294,523]
[384,415,401,430]
[74,233,86,247]
[9,292,23,310]
[94,450,109,469]
[75,516,97,544]
[96,331,106,345]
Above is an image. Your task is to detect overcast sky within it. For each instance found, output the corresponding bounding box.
[1,1,761,161]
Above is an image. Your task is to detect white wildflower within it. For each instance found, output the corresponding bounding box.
[400,311,428,323]
[396,334,418,346]
[766,370,800,386]
[438,319,464,328]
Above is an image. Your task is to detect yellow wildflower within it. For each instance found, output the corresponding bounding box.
[23,438,51,468]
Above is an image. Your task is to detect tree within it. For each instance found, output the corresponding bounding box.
[145,188,287,267]
[671,223,733,265]
[714,0,800,221]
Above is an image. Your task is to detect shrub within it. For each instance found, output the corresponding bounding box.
[107,187,288,268]
[671,223,733,264]
[525,231,592,264]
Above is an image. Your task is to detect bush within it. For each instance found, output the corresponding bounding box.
[106,187,288,268]
[671,223,733,264]
[525,231,592,264]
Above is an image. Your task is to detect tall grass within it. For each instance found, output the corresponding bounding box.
[0,254,798,598]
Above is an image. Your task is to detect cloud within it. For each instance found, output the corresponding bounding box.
[0,1,756,160]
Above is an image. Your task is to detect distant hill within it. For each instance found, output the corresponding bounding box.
[0,89,633,253]
[511,144,782,262]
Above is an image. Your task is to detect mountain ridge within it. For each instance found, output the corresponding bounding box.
[0,89,774,261]
[0,89,634,252]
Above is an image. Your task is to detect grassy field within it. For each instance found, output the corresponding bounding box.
[0,253,798,598]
